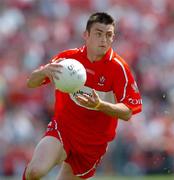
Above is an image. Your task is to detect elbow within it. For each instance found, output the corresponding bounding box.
[121,110,132,121]
[122,114,131,121]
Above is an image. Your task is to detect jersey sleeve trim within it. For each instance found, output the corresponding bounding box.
[114,58,128,102]
[109,49,113,61]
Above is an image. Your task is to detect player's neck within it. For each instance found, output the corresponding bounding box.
[86,49,104,63]
[88,55,103,63]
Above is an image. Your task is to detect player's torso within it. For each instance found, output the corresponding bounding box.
[72,52,116,106]
[54,47,118,142]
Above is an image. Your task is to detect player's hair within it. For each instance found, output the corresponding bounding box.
[86,12,115,33]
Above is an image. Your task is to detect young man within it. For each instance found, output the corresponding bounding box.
[23,12,142,180]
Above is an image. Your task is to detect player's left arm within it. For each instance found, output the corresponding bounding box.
[76,89,132,120]
[110,61,142,120]
[94,93,133,120]
[76,62,142,121]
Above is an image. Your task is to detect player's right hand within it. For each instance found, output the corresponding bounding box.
[41,58,65,82]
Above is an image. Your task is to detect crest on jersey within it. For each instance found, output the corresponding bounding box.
[98,75,106,86]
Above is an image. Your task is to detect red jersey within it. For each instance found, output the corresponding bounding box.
[43,46,142,145]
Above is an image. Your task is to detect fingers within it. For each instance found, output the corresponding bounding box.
[49,65,62,74]
[52,73,60,80]
[75,95,88,104]
[48,74,54,83]
[78,90,98,102]
[50,57,65,69]
[49,60,64,80]
[75,95,90,108]
[49,63,63,70]
[52,58,65,63]
[43,62,63,80]
[75,90,100,109]
[82,93,92,101]
[92,89,98,98]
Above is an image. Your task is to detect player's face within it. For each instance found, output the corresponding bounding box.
[84,23,115,56]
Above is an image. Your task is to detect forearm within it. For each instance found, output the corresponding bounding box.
[97,101,132,121]
[27,60,63,88]
[27,68,47,88]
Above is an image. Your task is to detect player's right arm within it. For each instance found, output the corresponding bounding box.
[27,49,79,88]
[27,60,63,88]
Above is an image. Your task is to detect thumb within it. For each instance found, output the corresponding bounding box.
[92,89,99,99]
[48,74,54,83]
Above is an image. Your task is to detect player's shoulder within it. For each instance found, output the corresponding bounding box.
[51,47,82,62]
[59,47,81,57]
[111,51,130,70]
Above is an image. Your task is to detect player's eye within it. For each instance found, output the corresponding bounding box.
[95,32,102,37]
[106,33,113,38]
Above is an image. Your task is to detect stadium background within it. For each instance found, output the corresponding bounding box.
[0,0,174,179]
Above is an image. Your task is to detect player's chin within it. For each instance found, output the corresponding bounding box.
[98,47,108,53]
[97,50,107,56]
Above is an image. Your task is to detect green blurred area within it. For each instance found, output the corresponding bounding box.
[93,175,174,180]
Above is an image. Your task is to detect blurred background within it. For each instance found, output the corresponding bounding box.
[0,0,174,179]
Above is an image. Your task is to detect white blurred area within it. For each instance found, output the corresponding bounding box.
[0,0,174,177]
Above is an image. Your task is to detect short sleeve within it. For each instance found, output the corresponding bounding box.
[113,60,142,114]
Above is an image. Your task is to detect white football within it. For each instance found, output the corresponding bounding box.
[53,59,87,93]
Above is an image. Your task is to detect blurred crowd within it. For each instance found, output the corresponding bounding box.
[0,0,174,177]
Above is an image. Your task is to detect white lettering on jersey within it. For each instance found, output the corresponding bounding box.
[69,86,116,110]
[128,98,142,105]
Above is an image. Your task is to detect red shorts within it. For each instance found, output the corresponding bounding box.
[44,119,108,179]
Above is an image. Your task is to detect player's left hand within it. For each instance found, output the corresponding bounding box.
[75,89,101,109]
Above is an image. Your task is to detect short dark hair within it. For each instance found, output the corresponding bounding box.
[86,12,115,32]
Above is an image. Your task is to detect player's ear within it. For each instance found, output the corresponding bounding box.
[112,32,116,42]
[83,30,89,40]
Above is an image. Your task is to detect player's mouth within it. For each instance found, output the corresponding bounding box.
[99,45,106,48]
